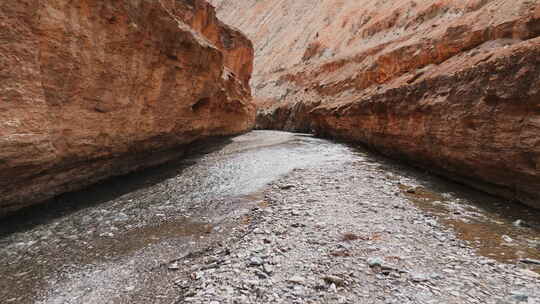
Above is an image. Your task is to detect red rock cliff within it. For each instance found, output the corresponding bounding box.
[211,0,540,208]
[0,0,255,216]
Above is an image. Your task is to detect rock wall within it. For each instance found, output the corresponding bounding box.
[0,0,255,216]
[211,0,540,208]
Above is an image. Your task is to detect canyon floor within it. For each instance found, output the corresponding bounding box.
[1,131,539,304]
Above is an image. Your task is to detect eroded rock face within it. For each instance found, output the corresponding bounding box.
[0,0,255,216]
[211,0,540,208]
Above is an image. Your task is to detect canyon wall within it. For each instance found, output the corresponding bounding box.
[211,0,540,208]
[0,0,255,216]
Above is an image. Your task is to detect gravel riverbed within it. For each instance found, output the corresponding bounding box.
[173,157,540,304]
[1,131,538,303]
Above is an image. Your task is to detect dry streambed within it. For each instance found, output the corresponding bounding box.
[0,131,539,303]
[172,151,540,304]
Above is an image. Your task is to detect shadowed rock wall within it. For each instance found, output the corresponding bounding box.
[0,0,255,216]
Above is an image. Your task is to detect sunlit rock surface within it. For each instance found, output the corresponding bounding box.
[211,0,540,208]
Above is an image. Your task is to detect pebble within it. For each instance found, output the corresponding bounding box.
[501,235,514,243]
[510,290,529,302]
[287,275,306,284]
[367,257,384,267]
[322,275,346,286]
[279,184,295,190]
[168,262,181,270]
[520,258,540,265]
[329,283,337,293]
[262,264,274,275]
[410,273,429,282]
[513,219,530,228]
[517,268,540,278]
[248,256,264,266]
[254,269,269,279]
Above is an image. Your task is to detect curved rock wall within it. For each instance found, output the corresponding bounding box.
[0,0,255,216]
[312,40,540,208]
[211,0,540,208]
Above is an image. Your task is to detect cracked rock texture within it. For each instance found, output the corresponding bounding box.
[211,0,540,208]
[0,0,255,216]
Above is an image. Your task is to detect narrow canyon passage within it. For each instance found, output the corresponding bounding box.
[1,131,539,303]
[2,1,539,303]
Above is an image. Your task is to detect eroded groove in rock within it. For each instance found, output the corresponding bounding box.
[0,0,255,216]
[211,0,540,208]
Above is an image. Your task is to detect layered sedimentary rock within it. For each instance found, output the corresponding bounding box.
[0,0,255,216]
[211,0,540,208]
